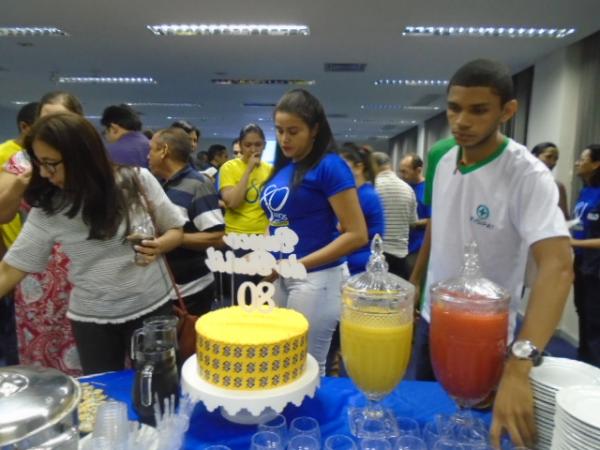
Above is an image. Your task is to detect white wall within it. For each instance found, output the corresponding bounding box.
[525,42,585,344]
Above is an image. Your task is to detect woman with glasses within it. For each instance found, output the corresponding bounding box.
[0,91,85,375]
[570,144,600,368]
[0,113,186,375]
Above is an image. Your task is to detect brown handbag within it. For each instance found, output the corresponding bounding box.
[129,167,198,361]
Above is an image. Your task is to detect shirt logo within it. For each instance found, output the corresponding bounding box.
[476,204,490,220]
[470,204,494,229]
[261,184,290,227]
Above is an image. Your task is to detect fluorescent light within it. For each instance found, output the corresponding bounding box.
[0,27,68,37]
[374,79,448,86]
[402,25,575,38]
[11,100,31,105]
[353,119,418,125]
[147,24,309,36]
[360,104,440,111]
[85,115,102,119]
[125,102,201,107]
[213,79,315,86]
[58,76,157,84]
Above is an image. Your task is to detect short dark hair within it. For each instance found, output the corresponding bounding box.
[207,144,227,162]
[171,120,201,138]
[16,102,39,130]
[37,91,83,117]
[449,59,515,105]
[338,142,376,183]
[101,104,142,131]
[155,127,193,164]
[531,142,558,157]
[585,144,600,187]
[270,89,336,187]
[24,113,137,240]
[372,152,390,167]
[239,123,266,143]
[403,153,423,169]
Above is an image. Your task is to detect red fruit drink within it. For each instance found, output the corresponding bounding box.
[430,300,508,406]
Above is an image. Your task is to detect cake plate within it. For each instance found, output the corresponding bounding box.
[181,354,320,425]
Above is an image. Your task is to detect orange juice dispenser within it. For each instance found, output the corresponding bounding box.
[340,235,415,439]
[429,241,510,409]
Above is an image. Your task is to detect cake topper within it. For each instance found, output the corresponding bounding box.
[237,281,276,313]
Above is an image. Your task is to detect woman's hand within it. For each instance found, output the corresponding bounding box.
[134,238,161,266]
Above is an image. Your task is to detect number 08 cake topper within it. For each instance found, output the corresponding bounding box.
[237,281,276,313]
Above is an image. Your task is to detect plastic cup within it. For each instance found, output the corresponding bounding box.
[205,446,232,450]
[288,434,321,450]
[324,435,357,450]
[396,417,420,438]
[432,439,463,450]
[259,414,288,446]
[394,436,427,450]
[289,416,321,442]
[360,438,392,450]
[92,400,129,444]
[251,430,283,450]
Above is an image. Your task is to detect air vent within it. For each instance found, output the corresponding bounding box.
[381,124,398,131]
[328,113,349,119]
[412,94,443,106]
[324,63,367,73]
[243,102,277,107]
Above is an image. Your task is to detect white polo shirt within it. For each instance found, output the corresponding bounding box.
[422,137,569,337]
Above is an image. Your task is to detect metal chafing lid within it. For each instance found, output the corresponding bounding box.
[0,365,81,446]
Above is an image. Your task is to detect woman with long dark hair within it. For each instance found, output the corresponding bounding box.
[0,113,186,374]
[338,143,385,275]
[570,144,600,368]
[261,89,367,374]
[0,91,84,375]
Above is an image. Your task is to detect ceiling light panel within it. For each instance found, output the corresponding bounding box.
[0,27,68,37]
[360,104,440,111]
[58,77,157,84]
[374,79,448,86]
[147,24,309,36]
[402,26,575,38]
[126,102,201,107]
[213,79,315,85]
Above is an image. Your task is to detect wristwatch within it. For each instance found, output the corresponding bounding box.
[509,340,543,366]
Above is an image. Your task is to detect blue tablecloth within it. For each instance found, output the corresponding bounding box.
[81,370,491,449]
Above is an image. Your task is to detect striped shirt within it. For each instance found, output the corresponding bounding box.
[162,165,224,296]
[5,168,187,324]
[374,170,417,258]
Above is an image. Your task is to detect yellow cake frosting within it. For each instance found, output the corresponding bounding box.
[195,306,309,390]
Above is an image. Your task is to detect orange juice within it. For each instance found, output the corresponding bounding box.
[341,309,413,395]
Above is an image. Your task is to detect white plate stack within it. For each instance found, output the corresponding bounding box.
[528,357,600,450]
[553,386,600,450]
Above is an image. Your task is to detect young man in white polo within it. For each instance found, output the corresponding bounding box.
[410,59,573,448]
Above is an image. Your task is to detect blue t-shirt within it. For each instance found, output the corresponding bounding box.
[260,153,355,272]
[572,186,600,274]
[408,181,431,254]
[347,183,385,275]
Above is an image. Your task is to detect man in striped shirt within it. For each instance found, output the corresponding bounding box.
[373,152,417,279]
[148,127,225,316]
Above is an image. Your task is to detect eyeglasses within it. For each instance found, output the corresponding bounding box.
[32,159,63,175]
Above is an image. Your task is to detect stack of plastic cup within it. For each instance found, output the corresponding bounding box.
[92,401,130,449]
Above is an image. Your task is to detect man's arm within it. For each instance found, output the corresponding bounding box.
[570,237,600,249]
[0,261,27,297]
[410,218,429,229]
[409,219,431,303]
[490,236,573,448]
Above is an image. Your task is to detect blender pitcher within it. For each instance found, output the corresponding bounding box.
[131,316,180,425]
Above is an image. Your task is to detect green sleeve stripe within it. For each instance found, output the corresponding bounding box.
[424,137,456,206]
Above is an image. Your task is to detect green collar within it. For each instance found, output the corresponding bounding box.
[456,137,509,174]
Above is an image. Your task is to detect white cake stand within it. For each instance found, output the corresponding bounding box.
[181,354,320,425]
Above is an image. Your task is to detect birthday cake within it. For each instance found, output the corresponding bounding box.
[195,306,309,390]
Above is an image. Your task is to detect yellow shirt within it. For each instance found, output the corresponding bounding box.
[0,139,24,248]
[219,159,272,234]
